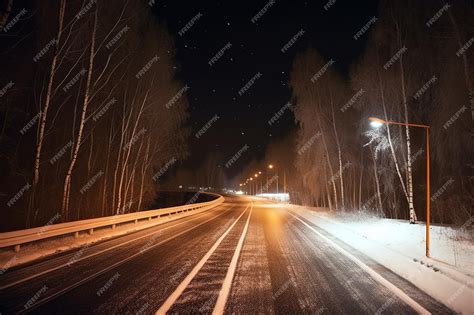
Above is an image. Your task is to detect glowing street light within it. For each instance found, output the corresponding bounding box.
[369,117,384,128]
[268,164,274,169]
[368,116,431,257]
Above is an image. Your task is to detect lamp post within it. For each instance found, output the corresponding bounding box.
[368,117,431,257]
[268,164,278,193]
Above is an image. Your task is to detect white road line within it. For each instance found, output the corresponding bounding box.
[23,207,234,312]
[156,204,250,315]
[213,204,253,315]
[0,204,229,291]
[287,211,431,315]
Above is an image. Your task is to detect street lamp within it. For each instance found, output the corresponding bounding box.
[368,116,431,257]
[268,164,278,194]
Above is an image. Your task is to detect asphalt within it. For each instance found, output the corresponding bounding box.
[0,196,455,314]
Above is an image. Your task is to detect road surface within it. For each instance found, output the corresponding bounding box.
[0,195,454,314]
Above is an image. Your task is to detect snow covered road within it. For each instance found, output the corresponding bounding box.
[0,196,456,314]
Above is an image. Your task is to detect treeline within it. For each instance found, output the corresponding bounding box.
[0,1,189,231]
[290,0,473,224]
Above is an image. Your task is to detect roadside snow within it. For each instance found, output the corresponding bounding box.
[289,205,474,314]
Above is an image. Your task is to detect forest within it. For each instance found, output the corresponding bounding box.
[237,0,473,225]
[0,1,189,231]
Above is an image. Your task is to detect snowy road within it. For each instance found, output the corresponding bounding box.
[0,196,454,314]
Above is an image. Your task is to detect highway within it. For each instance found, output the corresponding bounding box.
[0,195,454,314]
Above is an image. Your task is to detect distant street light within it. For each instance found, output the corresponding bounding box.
[268,164,278,193]
[368,116,431,257]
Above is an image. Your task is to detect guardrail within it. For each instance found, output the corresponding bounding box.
[0,193,224,252]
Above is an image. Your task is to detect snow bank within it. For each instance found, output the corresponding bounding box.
[290,205,474,314]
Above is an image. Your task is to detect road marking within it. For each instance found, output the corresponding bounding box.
[287,211,431,315]
[0,204,229,291]
[213,204,253,315]
[18,206,234,312]
[156,204,250,315]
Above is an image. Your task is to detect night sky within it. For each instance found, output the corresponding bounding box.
[152,0,379,178]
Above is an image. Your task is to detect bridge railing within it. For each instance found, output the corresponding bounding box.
[0,193,224,252]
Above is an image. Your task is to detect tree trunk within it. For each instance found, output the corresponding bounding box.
[61,7,98,220]
[396,23,417,223]
[330,92,345,210]
[29,0,66,226]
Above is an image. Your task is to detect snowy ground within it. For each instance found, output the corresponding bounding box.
[290,205,474,314]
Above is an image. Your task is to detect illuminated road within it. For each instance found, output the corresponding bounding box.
[0,196,454,314]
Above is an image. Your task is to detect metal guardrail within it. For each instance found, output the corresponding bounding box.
[0,193,224,252]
